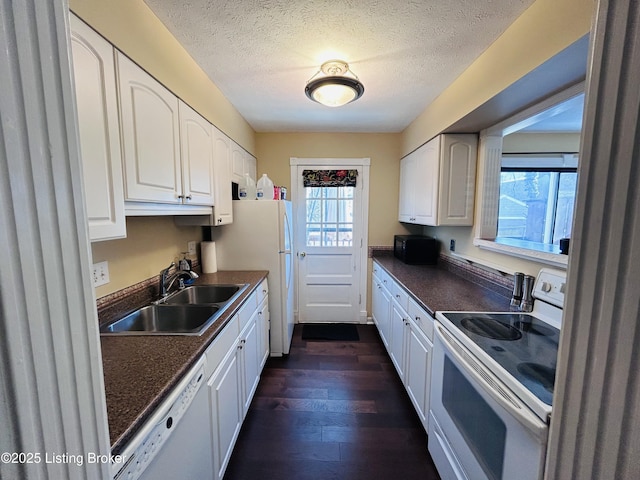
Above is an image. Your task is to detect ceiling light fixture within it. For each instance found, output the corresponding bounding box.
[305,60,365,107]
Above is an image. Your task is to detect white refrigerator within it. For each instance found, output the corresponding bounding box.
[211,200,294,356]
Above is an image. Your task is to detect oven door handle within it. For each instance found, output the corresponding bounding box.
[435,323,547,440]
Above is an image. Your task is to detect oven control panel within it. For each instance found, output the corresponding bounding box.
[533,268,567,308]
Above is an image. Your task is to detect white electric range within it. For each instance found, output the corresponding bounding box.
[428,268,566,480]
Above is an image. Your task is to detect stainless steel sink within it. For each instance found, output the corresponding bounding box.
[100,304,221,336]
[163,283,248,305]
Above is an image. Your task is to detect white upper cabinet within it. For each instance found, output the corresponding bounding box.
[399,133,477,226]
[117,52,182,204]
[179,102,215,205]
[212,126,233,225]
[231,142,257,184]
[70,16,126,241]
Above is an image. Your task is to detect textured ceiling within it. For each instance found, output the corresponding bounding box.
[144,0,536,133]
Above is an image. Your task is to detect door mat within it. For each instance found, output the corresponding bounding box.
[301,323,360,341]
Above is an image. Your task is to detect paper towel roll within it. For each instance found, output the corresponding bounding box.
[201,241,218,273]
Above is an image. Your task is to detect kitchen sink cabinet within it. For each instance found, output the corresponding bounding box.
[399,133,477,226]
[205,279,269,480]
[69,16,126,241]
[371,260,434,433]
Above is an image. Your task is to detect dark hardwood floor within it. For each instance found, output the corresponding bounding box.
[223,324,441,480]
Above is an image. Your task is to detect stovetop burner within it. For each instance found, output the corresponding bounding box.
[460,316,523,340]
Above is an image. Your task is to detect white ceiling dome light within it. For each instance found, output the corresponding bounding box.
[305,60,365,107]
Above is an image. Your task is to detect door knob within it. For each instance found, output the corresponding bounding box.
[299,252,306,258]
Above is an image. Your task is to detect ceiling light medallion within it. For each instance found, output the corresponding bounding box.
[305,60,365,107]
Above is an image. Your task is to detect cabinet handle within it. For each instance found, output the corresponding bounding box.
[177,195,184,200]
[218,217,222,224]
[185,195,192,201]
[415,316,420,321]
[396,294,400,299]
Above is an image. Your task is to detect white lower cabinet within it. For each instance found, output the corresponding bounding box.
[389,299,408,381]
[405,317,432,431]
[204,280,269,480]
[208,344,242,480]
[372,265,392,348]
[372,260,434,433]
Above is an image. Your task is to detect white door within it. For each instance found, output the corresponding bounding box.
[292,160,369,324]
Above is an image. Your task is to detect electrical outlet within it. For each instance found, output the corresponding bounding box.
[187,241,197,256]
[450,239,456,252]
[92,261,110,287]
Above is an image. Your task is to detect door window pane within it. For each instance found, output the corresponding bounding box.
[305,186,354,247]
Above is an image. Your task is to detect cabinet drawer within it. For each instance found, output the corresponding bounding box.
[391,282,409,312]
[374,264,392,292]
[408,297,434,341]
[204,315,240,378]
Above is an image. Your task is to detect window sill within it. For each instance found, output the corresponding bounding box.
[474,238,568,269]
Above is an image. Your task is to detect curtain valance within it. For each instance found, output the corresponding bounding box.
[302,169,358,187]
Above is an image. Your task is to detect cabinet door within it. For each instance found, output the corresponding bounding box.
[414,136,440,226]
[117,52,181,203]
[245,153,257,183]
[208,347,242,480]
[406,321,432,431]
[438,134,478,226]
[231,142,245,184]
[258,297,270,368]
[372,271,391,348]
[70,16,126,241]
[212,126,233,225]
[240,316,260,416]
[179,102,214,205]
[398,152,416,222]
[389,300,408,381]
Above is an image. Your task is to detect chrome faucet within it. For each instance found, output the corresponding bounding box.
[159,262,199,298]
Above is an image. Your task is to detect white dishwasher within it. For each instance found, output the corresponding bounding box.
[113,357,213,480]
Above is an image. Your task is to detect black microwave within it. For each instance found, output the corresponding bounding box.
[393,235,439,265]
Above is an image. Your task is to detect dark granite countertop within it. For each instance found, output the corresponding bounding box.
[373,255,510,316]
[100,270,268,454]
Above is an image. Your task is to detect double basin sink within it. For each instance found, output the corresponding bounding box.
[100,284,249,336]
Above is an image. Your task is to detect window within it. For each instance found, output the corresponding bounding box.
[497,155,577,252]
[305,186,354,247]
[474,86,584,265]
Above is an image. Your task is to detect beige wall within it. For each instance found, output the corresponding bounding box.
[69,0,255,154]
[402,0,593,156]
[91,217,202,297]
[503,132,581,153]
[255,132,413,246]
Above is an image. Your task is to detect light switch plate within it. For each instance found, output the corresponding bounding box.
[92,261,110,287]
[187,241,197,256]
